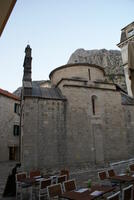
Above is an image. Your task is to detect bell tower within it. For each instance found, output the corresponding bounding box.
[117,22,134,97]
[23,45,32,96]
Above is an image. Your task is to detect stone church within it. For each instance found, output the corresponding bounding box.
[21,22,134,171]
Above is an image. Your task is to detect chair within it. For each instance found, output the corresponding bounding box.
[106,191,120,200]
[29,170,41,178]
[129,164,134,172]
[16,172,27,200]
[108,169,116,177]
[37,178,52,200]
[98,171,107,180]
[98,171,112,186]
[56,175,67,184]
[122,184,133,200]
[47,183,63,199]
[63,179,76,192]
[60,169,69,180]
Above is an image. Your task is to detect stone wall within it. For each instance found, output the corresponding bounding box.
[50,64,104,86]
[60,83,129,166]
[22,63,134,171]
[22,85,134,170]
[22,98,66,170]
[0,95,20,161]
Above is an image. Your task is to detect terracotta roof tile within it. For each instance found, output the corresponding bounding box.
[0,88,20,101]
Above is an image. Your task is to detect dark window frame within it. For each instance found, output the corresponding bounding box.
[13,125,20,136]
[88,69,91,80]
[14,103,20,114]
[91,95,97,115]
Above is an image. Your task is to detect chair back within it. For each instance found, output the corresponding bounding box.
[16,172,27,182]
[40,178,52,189]
[98,171,107,180]
[63,179,76,192]
[29,170,40,178]
[122,184,133,200]
[60,169,69,180]
[57,175,67,184]
[107,191,120,200]
[108,169,116,177]
[47,183,63,198]
[129,164,134,172]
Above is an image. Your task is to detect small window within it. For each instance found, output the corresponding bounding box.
[9,146,19,161]
[13,125,20,136]
[88,69,91,80]
[128,29,134,37]
[91,95,97,115]
[14,103,20,114]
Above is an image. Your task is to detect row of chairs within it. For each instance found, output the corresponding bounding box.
[98,164,134,181]
[41,178,133,200]
[34,178,76,200]
[16,170,41,199]
[16,168,69,181]
[16,170,75,200]
[106,184,133,200]
[47,179,76,200]
[98,169,115,181]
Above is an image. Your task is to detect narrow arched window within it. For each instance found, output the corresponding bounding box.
[91,95,97,115]
[88,69,91,80]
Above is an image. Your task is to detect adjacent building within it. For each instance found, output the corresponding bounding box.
[118,21,134,97]
[0,88,20,161]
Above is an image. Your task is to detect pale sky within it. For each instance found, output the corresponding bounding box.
[0,0,134,92]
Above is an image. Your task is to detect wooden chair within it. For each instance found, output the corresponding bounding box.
[29,170,41,178]
[38,178,52,200]
[106,191,120,200]
[47,183,63,199]
[98,171,112,186]
[108,169,116,177]
[98,171,107,180]
[122,184,133,200]
[56,175,67,184]
[16,172,27,200]
[63,179,76,192]
[60,169,69,180]
[129,164,134,172]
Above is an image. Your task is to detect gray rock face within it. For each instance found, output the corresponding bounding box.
[68,48,123,73]
[68,48,126,91]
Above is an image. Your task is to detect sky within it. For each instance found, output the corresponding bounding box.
[0,0,134,92]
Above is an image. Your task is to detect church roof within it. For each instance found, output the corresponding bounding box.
[49,63,105,79]
[121,92,134,105]
[31,87,65,100]
[23,81,66,100]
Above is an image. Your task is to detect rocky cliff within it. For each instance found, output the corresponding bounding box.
[68,48,126,91]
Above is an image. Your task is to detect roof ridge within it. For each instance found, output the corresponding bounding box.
[0,88,20,101]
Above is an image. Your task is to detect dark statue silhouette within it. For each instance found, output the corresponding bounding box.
[3,163,21,197]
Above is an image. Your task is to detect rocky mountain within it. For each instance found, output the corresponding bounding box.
[68,48,126,91]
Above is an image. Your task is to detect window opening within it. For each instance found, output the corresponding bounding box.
[13,125,20,136]
[91,95,97,115]
[9,146,19,160]
[14,103,20,114]
[88,69,91,80]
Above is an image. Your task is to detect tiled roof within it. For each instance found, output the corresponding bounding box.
[0,88,20,101]
[31,86,66,100]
